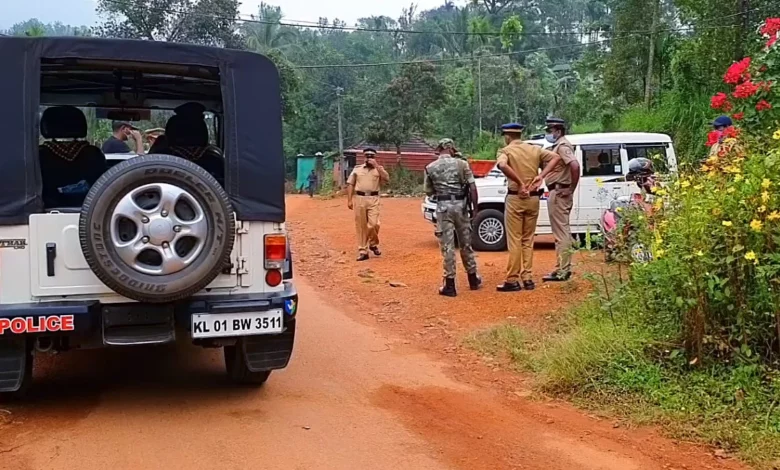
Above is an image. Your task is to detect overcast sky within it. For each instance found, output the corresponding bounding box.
[1,0,447,30]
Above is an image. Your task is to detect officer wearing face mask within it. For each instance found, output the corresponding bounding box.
[532,117,581,282]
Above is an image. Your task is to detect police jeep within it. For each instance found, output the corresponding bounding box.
[0,37,296,397]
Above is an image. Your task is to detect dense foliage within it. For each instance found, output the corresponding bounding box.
[7,0,778,168]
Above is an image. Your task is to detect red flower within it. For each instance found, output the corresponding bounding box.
[724,57,751,84]
[758,81,773,92]
[768,35,778,49]
[723,127,741,139]
[760,18,780,37]
[733,80,759,99]
[733,112,744,120]
[756,100,772,111]
[711,92,730,110]
[706,130,721,147]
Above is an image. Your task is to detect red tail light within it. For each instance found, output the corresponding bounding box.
[265,269,282,287]
[265,234,286,270]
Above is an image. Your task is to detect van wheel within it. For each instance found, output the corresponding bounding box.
[225,340,272,386]
[472,209,507,251]
[79,155,235,303]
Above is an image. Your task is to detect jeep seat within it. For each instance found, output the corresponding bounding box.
[153,115,224,185]
[39,106,107,208]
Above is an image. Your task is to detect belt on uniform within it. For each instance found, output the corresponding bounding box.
[436,194,466,201]
[507,189,544,197]
[548,183,570,191]
[356,191,379,196]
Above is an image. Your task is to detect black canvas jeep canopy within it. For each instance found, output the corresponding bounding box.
[0,36,285,225]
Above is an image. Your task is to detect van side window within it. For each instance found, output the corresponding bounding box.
[581,145,621,177]
[625,144,668,173]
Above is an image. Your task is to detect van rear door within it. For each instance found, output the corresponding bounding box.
[575,144,629,232]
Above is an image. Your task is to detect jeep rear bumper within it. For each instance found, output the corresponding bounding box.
[0,281,297,343]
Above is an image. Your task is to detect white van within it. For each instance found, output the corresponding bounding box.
[421,132,677,251]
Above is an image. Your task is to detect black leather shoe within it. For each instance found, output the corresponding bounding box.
[496,281,522,292]
[543,271,571,282]
[523,280,536,290]
[439,278,457,297]
[468,272,482,290]
[370,246,381,256]
[357,253,369,262]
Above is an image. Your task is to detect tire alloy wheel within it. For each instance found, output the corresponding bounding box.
[478,217,504,246]
[112,183,207,276]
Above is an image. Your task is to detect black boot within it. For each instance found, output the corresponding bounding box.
[523,280,536,290]
[439,278,457,297]
[468,272,482,291]
[496,281,522,292]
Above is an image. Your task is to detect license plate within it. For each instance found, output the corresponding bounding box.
[424,211,433,221]
[191,310,283,339]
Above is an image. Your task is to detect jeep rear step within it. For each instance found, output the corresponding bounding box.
[0,336,31,394]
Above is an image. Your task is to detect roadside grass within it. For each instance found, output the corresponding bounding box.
[466,299,780,468]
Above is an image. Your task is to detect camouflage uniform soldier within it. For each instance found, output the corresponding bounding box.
[424,139,482,297]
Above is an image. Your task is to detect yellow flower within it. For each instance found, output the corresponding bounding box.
[762,191,771,203]
[735,175,744,182]
[745,251,757,264]
[696,250,704,257]
[616,207,623,213]
[722,220,733,227]
[751,219,763,232]
[693,184,704,190]
[759,205,767,213]
[595,178,604,188]
[769,211,780,221]
[655,248,665,258]
[727,187,736,193]
[762,178,773,189]
[653,199,663,210]
[773,129,780,140]
[655,188,667,196]
[681,180,691,188]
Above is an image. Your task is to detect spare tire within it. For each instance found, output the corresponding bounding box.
[79,154,235,303]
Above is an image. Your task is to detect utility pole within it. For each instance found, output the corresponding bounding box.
[336,87,345,187]
[644,0,659,108]
[477,57,483,132]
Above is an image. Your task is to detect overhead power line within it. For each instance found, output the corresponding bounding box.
[102,0,769,39]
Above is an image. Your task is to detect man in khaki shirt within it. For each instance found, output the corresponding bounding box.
[533,117,580,281]
[347,148,389,261]
[495,123,561,292]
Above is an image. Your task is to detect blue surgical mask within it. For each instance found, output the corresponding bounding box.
[545,134,556,143]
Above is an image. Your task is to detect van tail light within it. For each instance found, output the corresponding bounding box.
[264,234,286,270]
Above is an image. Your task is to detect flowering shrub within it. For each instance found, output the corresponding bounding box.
[623,18,780,364]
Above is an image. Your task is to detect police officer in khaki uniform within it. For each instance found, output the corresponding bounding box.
[534,117,581,281]
[495,123,561,292]
[347,148,389,261]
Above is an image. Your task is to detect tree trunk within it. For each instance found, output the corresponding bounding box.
[644,0,659,108]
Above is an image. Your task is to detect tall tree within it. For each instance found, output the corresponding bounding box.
[96,0,242,47]
[365,62,446,153]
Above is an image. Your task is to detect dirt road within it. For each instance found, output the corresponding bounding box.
[0,196,745,470]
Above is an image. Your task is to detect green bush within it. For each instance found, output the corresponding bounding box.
[386,165,424,195]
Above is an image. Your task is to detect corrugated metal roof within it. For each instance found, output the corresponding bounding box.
[346,135,436,155]
[356,151,437,173]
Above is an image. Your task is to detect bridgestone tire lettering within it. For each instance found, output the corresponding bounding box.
[79,154,236,303]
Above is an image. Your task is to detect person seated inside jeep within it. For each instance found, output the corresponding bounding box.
[102,120,145,155]
[39,106,107,208]
[149,103,225,185]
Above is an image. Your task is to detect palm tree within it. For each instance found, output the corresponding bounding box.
[243,3,298,53]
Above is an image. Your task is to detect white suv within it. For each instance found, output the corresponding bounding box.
[422,133,677,251]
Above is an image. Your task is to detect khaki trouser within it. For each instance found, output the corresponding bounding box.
[505,195,540,283]
[548,189,574,274]
[355,195,380,254]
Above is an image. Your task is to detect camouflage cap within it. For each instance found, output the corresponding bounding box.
[437,138,454,149]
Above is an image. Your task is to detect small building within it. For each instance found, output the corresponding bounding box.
[344,136,437,176]
[295,152,331,192]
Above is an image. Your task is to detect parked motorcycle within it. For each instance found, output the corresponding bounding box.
[599,158,656,263]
